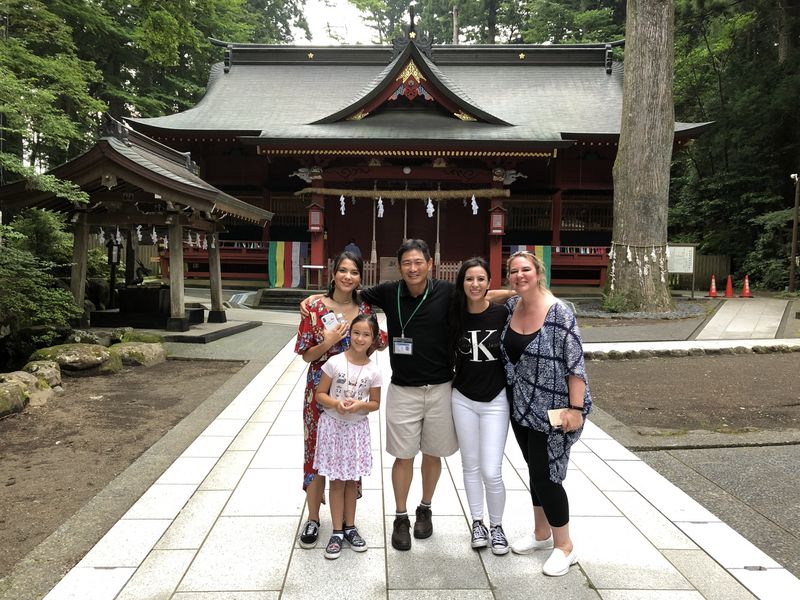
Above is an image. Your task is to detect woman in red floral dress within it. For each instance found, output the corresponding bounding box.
[294,251,385,549]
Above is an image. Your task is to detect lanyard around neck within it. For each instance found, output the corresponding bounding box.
[397,280,429,337]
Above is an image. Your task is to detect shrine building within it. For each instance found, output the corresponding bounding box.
[128,31,708,289]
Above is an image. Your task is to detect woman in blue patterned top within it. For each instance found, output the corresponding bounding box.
[499,250,592,577]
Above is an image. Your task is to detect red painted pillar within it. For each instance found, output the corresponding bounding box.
[488,198,505,289]
[489,235,503,289]
[551,189,562,248]
[309,193,326,267]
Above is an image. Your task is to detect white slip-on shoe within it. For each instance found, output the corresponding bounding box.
[510,533,554,555]
[542,547,578,576]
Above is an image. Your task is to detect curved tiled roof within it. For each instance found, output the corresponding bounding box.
[128,40,709,145]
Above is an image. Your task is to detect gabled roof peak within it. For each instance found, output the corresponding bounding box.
[312,39,511,126]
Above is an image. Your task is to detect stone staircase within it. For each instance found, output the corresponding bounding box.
[251,288,312,311]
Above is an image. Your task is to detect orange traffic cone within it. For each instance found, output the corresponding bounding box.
[724,275,734,298]
[740,274,752,298]
[707,275,717,298]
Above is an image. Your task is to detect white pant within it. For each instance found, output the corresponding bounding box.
[451,387,509,526]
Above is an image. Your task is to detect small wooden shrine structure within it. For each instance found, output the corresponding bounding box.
[0,116,273,329]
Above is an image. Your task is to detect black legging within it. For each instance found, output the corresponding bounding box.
[511,421,570,527]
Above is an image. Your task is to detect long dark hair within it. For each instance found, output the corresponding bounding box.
[448,257,490,373]
[326,251,363,304]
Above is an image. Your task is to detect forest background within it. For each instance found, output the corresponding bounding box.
[1,0,799,291]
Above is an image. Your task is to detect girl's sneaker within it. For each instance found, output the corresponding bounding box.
[471,520,489,549]
[343,527,368,552]
[324,534,343,559]
[299,520,320,549]
[490,524,509,555]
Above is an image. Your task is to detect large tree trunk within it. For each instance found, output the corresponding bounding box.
[608,0,675,312]
[486,0,498,44]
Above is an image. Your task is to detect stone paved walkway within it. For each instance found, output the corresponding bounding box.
[42,331,800,600]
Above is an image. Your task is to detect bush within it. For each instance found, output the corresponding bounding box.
[0,240,82,370]
[600,291,633,313]
[8,208,73,276]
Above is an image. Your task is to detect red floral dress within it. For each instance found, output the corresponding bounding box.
[294,298,385,491]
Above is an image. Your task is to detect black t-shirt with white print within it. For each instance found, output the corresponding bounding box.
[452,302,508,402]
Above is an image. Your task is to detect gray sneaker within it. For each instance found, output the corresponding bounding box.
[471,520,489,549]
[490,524,509,555]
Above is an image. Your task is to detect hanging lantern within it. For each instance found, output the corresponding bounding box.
[488,203,507,236]
[307,200,324,232]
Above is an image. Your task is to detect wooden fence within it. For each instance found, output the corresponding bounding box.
[670,254,730,290]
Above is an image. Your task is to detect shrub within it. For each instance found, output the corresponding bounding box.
[0,240,81,370]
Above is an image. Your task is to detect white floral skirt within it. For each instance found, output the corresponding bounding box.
[313,412,373,481]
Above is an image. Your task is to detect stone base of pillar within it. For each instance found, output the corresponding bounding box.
[207,310,227,323]
[166,317,191,332]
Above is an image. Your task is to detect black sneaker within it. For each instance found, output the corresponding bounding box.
[471,520,489,549]
[413,505,432,539]
[391,515,412,550]
[490,524,509,555]
[343,527,368,552]
[299,519,319,549]
[324,534,343,559]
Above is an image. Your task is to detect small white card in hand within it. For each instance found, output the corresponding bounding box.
[320,312,338,331]
[547,408,567,428]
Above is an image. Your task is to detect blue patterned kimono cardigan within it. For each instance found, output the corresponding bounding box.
[500,296,593,484]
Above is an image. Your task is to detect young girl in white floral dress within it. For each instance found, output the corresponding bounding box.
[314,313,382,559]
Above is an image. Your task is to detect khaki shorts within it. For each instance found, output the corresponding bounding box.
[385,382,458,459]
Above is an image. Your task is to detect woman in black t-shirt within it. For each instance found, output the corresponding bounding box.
[448,257,511,555]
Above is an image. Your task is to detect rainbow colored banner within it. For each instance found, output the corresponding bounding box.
[268,241,308,288]
[508,245,551,287]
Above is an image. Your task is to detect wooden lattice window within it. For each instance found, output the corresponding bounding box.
[270,195,307,227]
[506,197,552,231]
[561,196,613,232]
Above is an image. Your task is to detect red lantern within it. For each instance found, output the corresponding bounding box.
[307,201,324,233]
[488,203,506,236]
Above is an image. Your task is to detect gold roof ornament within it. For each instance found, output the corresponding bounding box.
[307,52,314,59]
[397,60,426,84]
[454,110,477,122]
[347,110,370,121]
[409,31,417,39]
[519,52,526,60]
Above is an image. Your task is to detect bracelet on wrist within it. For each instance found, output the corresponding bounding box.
[568,404,584,412]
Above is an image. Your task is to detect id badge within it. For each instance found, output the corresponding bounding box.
[393,336,413,355]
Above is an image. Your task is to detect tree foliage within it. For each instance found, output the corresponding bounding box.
[669,0,800,288]
[0,0,309,192]
[0,233,82,370]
